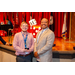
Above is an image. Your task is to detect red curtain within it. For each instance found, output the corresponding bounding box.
[0,12,70,38]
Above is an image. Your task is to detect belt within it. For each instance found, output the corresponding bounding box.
[19,53,30,57]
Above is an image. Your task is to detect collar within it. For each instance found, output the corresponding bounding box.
[21,31,28,35]
[42,27,48,32]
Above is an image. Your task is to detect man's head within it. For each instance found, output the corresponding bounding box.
[41,18,48,29]
[20,21,28,32]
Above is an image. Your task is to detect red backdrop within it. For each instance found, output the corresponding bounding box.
[0,12,70,38]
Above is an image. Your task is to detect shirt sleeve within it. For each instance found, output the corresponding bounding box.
[13,34,24,52]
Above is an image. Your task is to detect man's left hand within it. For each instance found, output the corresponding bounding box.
[34,52,38,58]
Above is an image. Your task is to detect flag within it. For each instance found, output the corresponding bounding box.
[62,12,67,39]
[16,12,19,25]
[49,12,55,32]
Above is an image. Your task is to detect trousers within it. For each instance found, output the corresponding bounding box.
[16,52,34,62]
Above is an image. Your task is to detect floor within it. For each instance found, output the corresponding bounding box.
[52,38,75,51]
